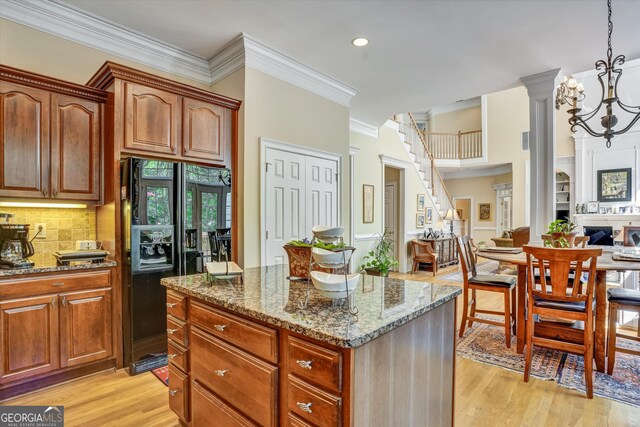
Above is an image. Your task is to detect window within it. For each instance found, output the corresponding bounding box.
[201,192,218,232]
[146,186,171,225]
[142,160,173,178]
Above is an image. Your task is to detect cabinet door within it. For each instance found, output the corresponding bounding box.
[50,93,101,201]
[124,82,179,155]
[0,295,59,384]
[59,288,112,368]
[182,97,229,164]
[0,82,50,198]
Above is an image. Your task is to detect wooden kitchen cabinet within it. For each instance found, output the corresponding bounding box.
[182,97,229,164]
[124,81,180,155]
[0,81,50,198]
[50,93,101,201]
[0,295,59,384]
[0,65,106,203]
[59,288,113,368]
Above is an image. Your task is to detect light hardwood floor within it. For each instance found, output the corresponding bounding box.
[3,263,639,426]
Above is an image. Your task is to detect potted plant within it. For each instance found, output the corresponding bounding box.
[545,218,578,248]
[360,229,399,277]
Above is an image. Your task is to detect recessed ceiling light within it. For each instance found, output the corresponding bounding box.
[352,37,368,47]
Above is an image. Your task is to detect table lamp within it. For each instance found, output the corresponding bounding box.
[444,209,460,235]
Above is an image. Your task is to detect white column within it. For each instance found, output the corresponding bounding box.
[521,69,562,241]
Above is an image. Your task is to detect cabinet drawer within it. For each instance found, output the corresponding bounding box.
[168,364,189,424]
[190,300,277,363]
[166,291,187,320]
[288,335,342,392]
[191,380,257,427]
[286,413,315,427]
[0,270,111,300]
[190,326,277,427]
[167,315,187,347]
[168,340,188,373]
[288,375,341,427]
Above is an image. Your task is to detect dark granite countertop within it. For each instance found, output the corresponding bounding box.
[161,265,461,348]
[0,260,117,277]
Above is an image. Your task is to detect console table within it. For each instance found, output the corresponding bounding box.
[420,236,459,267]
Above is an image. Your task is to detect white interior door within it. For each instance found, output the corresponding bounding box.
[265,147,339,266]
[384,183,397,261]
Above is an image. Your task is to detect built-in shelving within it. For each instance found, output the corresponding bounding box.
[555,172,571,220]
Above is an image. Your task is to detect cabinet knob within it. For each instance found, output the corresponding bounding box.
[166,303,177,308]
[214,369,228,377]
[51,297,56,308]
[168,389,180,396]
[296,360,313,370]
[61,296,67,307]
[42,188,48,197]
[213,324,228,332]
[296,402,313,414]
[52,188,58,197]
[168,353,178,359]
[167,328,179,335]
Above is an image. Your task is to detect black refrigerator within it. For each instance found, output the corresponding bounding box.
[121,158,232,374]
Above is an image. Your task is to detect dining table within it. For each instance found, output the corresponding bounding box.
[477,246,640,373]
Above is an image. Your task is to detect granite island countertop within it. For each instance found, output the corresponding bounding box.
[0,260,117,277]
[161,265,461,348]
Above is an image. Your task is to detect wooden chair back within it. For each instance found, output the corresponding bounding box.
[573,236,589,248]
[411,240,434,258]
[522,245,601,306]
[456,235,477,281]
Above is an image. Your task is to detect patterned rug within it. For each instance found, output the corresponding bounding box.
[457,316,640,407]
[441,260,501,282]
[151,365,169,386]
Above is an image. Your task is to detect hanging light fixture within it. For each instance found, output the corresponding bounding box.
[555,0,640,148]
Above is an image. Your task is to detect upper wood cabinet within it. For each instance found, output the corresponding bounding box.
[51,93,101,201]
[88,62,241,167]
[0,65,106,202]
[0,82,50,198]
[124,82,180,156]
[182,97,229,163]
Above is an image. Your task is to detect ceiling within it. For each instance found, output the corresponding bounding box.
[58,0,640,126]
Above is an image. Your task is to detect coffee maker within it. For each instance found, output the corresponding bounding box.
[0,224,35,269]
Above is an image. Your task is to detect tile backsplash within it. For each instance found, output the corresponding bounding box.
[3,207,97,266]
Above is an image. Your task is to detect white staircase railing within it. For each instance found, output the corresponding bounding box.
[425,129,482,159]
[400,113,455,218]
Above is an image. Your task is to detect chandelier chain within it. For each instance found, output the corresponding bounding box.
[607,0,613,64]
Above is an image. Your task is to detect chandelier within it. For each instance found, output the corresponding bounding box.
[555,0,640,148]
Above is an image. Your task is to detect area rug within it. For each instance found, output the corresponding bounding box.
[440,260,501,282]
[151,366,169,386]
[457,316,640,408]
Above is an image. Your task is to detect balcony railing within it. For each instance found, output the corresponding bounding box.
[424,130,482,160]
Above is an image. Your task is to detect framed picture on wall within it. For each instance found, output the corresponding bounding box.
[478,203,492,222]
[597,168,632,202]
[417,194,426,212]
[363,184,374,223]
[416,213,426,228]
[426,207,433,224]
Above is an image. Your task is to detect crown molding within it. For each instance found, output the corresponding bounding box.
[425,97,481,121]
[0,0,211,83]
[349,117,379,139]
[2,1,358,106]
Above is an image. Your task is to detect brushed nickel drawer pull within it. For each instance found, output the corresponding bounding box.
[213,324,228,332]
[168,353,179,359]
[214,369,228,377]
[52,282,65,287]
[166,303,177,308]
[168,389,180,396]
[296,402,312,414]
[296,360,313,370]
[167,328,179,335]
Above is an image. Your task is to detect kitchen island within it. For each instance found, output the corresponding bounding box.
[161,265,460,427]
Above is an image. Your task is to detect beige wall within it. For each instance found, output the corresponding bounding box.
[428,106,481,133]
[242,67,350,268]
[444,173,513,243]
[0,19,209,89]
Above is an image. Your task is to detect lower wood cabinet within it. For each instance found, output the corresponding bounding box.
[0,295,59,384]
[168,364,189,424]
[0,269,116,397]
[191,380,256,427]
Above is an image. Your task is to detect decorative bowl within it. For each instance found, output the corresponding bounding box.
[311,247,353,267]
[310,271,360,292]
[311,226,344,240]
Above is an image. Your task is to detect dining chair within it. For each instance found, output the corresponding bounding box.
[457,236,517,347]
[523,245,602,398]
[606,288,640,374]
[207,230,219,261]
[411,239,438,276]
[574,236,589,248]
